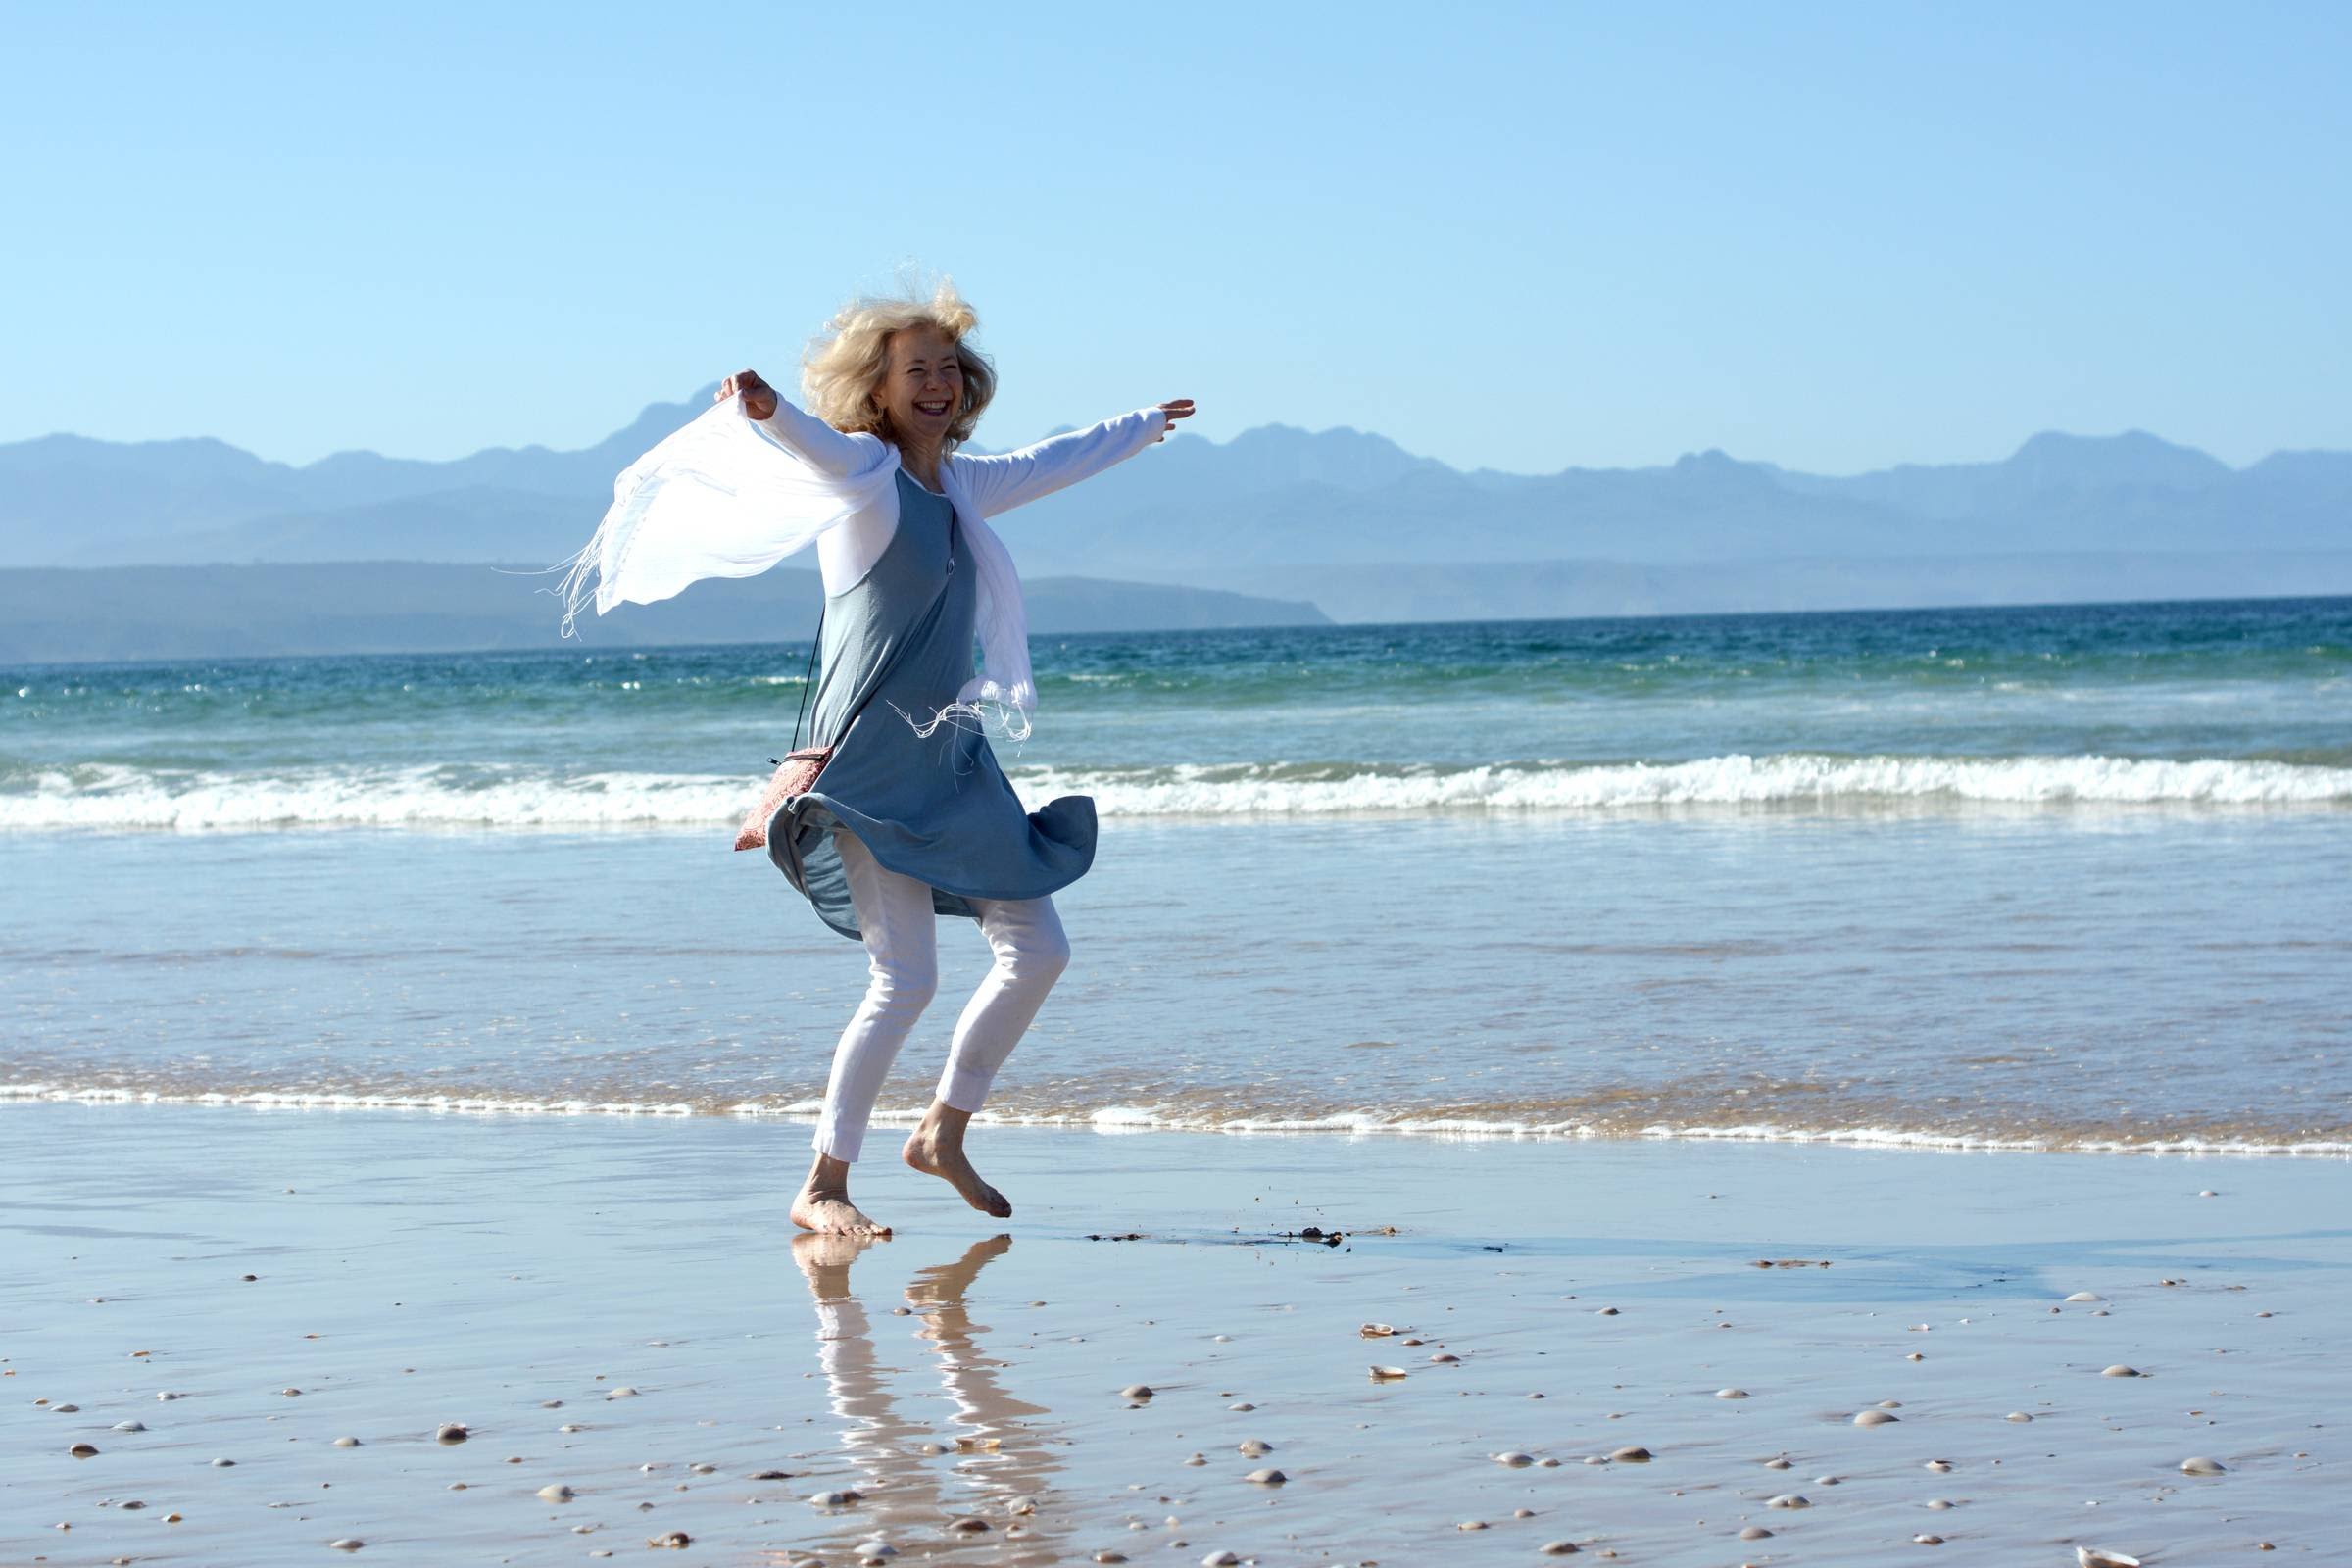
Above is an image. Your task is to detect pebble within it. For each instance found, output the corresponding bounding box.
[212,1458,235,1467]
[2100,1365,2143,1378]
[1202,1554,1240,1567]
[1008,1496,1037,1515]
[1094,1554,1127,1565]
[1716,1388,1748,1398]
[1740,1526,1772,1540]
[1852,1409,1899,1426]
[1766,1494,1809,1509]
[1182,1452,1205,1466]
[333,1437,360,1447]
[1608,1446,1651,1462]
[2006,1411,2034,1422]
[1238,1439,1274,1456]
[329,1541,364,1552]
[1595,1306,1619,1316]
[1494,1451,1537,1467]
[1762,1458,1791,1470]
[52,1403,79,1412]
[811,1489,861,1506]
[69,1443,99,1457]
[280,1387,302,1396]
[434,1423,469,1444]
[2180,1455,2227,1475]
[113,1421,145,1432]
[2064,1292,2102,1302]
[538,1484,575,1502]
[1227,1401,1253,1411]
[606,1386,640,1399]
[1458,1519,1489,1530]
[747,1470,793,1480]
[1540,1544,1581,1556]
[1924,1458,1952,1473]
[1915,1534,1944,1545]
[1245,1468,1287,1485]
[1120,1384,1153,1399]
[948,1516,990,1533]
[560,1423,584,1433]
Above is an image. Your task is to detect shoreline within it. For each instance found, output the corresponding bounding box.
[6,1101,2345,1563]
[7,1086,2348,1158]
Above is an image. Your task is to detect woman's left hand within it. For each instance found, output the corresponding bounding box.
[1153,399,1196,441]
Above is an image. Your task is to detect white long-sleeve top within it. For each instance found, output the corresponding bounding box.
[750,395,1167,595]
[559,393,1169,719]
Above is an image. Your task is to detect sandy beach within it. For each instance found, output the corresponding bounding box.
[5,1102,2344,1565]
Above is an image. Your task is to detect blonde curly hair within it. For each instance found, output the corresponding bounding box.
[801,277,999,448]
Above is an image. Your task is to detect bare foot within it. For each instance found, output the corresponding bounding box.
[903,1127,1013,1219]
[790,1187,891,1235]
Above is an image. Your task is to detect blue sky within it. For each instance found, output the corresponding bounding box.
[6,2,2346,474]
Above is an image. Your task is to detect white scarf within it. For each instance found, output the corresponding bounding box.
[557,394,1038,722]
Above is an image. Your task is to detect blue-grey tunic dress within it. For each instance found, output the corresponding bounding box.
[765,469,1097,941]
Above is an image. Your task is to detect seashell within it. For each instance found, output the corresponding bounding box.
[434,1423,469,1444]
[1094,1555,1126,1565]
[1716,1388,1749,1398]
[1925,1458,1952,1473]
[1237,1439,1273,1456]
[2007,1411,2034,1421]
[2064,1292,2102,1302]
[1369,1365,1407,1380]
[1245,1468,1286,1485]
[1763,1457,1791,1469]
[647,1533,690,1549]
[113,1421,145,1432]
[2076,1552,2141,1568]
[1852,1409,1898,1426]
[1608,1446,1651,1462]
[1493,1451,1536,1467]
[2180,1455,2226,1475]
[948,1516,990,1533]
[1120,1384,1153,1399]
[1540,1544,1581,1556]
[2100,1365,2142,1378]
[1457,1519,1489,1530]
[810,1489,861,1506]
[747,1470,792,1480]
[1182,1452,1205,1466]
[1008,1495,1037,1515]
[606,1386,639,1399]
[1740,1525,1772,1540]
[1766,1494,1809,1509]
[52,1403,79,1412]
[330,1542,364,1552]
[1915,1534,1944,1544]
[1595,1306,1618,1316]
[538,1484,575,1502]
[1202,1554,1242,1567]
[1359,1323,1395,1338]
[212,1457,235,1466]
[1430,1351,1460,1363]
[69,1443,99,1457]
[333,1437,360,1447]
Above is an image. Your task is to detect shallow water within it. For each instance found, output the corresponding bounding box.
[5,598,2349,1151]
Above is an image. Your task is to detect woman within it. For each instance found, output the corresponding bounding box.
[563,281,1192,1235]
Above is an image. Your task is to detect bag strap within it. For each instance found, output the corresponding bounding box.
[789,606,823,754]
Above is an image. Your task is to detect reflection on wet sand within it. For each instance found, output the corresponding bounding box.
[792,1233,1070,1562]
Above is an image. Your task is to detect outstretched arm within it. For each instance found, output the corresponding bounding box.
[954,399,1197,517]
[720,368,880,477]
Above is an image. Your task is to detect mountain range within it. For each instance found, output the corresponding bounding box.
[4,391,2347,630]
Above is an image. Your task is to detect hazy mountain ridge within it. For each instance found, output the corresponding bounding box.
[3,397,2346,624]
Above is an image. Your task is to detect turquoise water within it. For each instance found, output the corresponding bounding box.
[3,597,2348,1148]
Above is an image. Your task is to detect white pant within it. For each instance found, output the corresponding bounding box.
[813,830,1071,1162]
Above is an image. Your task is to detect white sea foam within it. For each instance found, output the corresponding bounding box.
[4,1081,2345,1157]
[3,752,2347,832]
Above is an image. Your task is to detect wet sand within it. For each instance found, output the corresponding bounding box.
[5,1102,2345,1565]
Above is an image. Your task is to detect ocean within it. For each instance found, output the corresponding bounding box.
[5,595,2347,1152]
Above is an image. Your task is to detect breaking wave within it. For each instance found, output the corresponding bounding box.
[2,752,2347,831]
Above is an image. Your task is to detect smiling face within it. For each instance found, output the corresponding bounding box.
[870,326,965,450]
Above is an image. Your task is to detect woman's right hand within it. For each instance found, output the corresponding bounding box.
[718,368,779,422]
